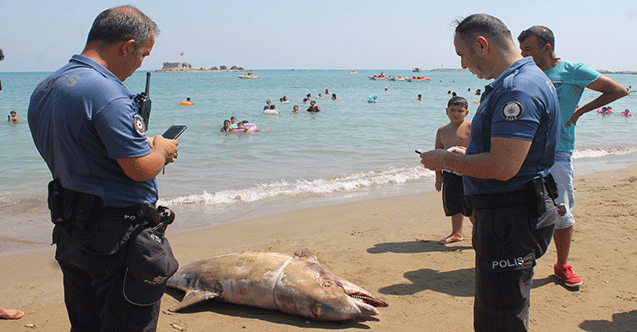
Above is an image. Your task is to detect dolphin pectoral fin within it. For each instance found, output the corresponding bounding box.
[293,248,318,262]
[169,290,219,312]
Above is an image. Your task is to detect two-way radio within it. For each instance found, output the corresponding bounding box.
[134,72,152,131]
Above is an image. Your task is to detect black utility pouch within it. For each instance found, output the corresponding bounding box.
[46,179,103,230]
[74,193,102,231]
[47,179,66,225]
[543,173,559,203]
[526,178,546,217]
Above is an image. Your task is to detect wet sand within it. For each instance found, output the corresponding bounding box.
[1,165,637,331]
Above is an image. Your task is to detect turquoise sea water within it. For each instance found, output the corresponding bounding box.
[1,69,636,255]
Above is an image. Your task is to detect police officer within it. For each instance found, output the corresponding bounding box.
[419,14,560,331]
[28,6,178,332]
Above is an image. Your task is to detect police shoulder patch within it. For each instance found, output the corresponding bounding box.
[133,114,147,137]
[501,101,523,121]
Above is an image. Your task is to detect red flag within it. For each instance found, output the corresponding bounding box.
[180,52,184,56]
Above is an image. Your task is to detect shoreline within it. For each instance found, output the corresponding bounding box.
[2,152,637,259]
[1,163,636,331]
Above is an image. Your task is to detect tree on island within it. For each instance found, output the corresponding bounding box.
[219,65,227,70]
[210,66,218,70]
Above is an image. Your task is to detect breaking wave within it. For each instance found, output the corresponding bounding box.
[159,165,434,206]
[572,146,637,159]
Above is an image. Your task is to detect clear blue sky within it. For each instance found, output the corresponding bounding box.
[2,0,636,72]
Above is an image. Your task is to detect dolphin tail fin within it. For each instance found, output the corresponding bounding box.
[169,290,219,312]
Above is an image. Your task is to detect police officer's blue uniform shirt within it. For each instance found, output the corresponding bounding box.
[29,55,158,207]
[463,57,560,195]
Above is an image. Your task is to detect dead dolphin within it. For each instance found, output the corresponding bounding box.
[166,248,388,321]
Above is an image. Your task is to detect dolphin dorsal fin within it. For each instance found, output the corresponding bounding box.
[293,248,318,262]
[169,290,219,312]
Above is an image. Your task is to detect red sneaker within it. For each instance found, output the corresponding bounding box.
[554,264,583,287]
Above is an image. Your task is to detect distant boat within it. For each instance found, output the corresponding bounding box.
[413,67,421,73]
[238,73,258,79]
[348,70,357,74]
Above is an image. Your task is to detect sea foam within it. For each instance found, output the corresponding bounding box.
[159,165,433,206]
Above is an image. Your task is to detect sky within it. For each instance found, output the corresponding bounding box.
[1,0,637,72]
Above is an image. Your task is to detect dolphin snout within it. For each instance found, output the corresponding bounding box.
[349,291,389,308]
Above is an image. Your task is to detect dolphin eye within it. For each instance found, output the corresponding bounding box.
[213,282,224,295]
[323,281,332,287]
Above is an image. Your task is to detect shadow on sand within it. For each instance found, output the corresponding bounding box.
[367,240,473,254]
[369,240,559,298]
[378,267,475,297]
[531,275,580,292]
[579,310,637,332]
[164,289,378,329]
[368,240,474,297]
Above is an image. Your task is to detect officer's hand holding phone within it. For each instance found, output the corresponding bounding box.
[162,125,187,140]
[159,125,187,174]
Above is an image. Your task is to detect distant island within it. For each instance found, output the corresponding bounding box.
[156,62,247,73]
[154,63,635,75]
[597,70,637,75]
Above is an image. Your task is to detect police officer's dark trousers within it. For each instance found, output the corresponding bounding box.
[53,212,160,332]
[470,193,555,332]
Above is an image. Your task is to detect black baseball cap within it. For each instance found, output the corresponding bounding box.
[123,226,179,306]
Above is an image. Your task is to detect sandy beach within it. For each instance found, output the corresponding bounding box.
[2,164,636,331]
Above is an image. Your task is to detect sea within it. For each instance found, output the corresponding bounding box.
[1,69,636,256]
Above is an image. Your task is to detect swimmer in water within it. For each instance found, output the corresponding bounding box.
[221,120,232,132]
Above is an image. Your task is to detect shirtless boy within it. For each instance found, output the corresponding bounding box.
[7,110,18,122]
[434,96,473,244]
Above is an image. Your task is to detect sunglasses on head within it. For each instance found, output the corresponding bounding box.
[520,29,550,45]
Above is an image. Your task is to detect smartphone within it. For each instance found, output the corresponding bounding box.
[162,125,187,139]
[415,149,424,154]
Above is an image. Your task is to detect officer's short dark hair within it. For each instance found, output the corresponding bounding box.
[453,14,512,52]
[448,96,468,109]
[86,6,159,54]
[517,26,555,50]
